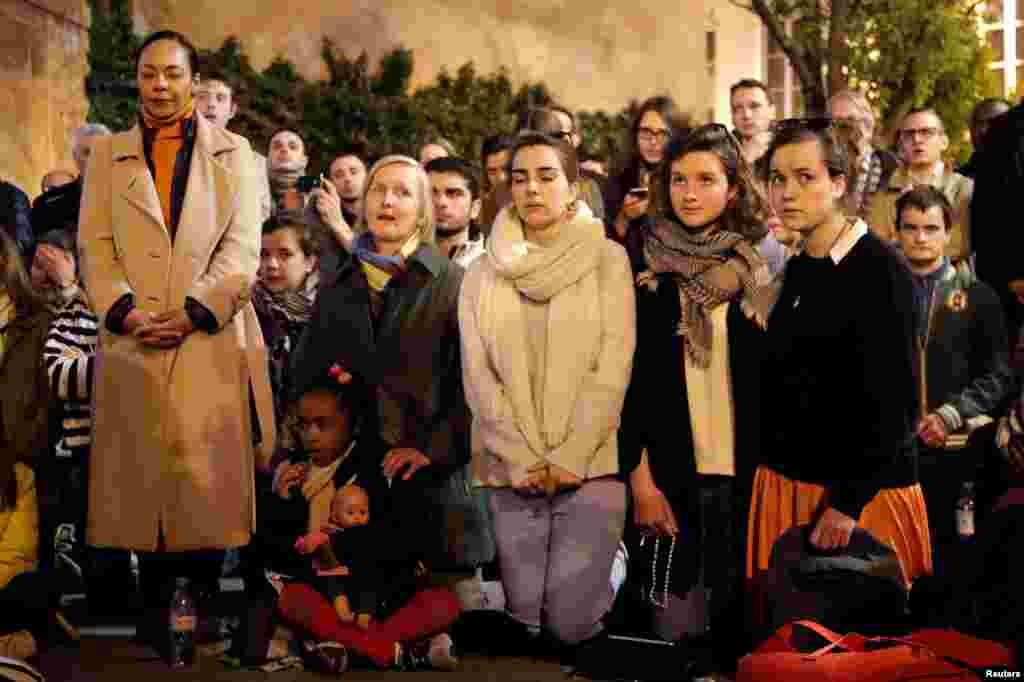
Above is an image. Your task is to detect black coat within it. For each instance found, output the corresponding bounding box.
[618,274,765,594]
[971,103,1024,331]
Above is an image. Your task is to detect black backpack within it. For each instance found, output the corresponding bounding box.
[763,525,910,638]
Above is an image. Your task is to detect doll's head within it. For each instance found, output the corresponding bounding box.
[330,484,370,529]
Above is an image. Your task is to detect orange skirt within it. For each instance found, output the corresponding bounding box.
[746,466,933,588]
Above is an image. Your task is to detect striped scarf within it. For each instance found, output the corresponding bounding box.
[850,150,884,216]
[353,231,421,292]
[262,272,319,326]
[642,218,773,368]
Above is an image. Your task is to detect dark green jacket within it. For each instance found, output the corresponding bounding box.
[290,244,470,473]
[0,305,52,463]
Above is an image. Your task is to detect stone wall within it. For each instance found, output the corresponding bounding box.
[132,0,711,117]
[0,0,89,202]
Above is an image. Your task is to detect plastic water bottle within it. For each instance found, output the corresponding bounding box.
[168,577,196,668]
[955,481,976,540]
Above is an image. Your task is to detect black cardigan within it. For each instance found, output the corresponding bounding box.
[618,274,765,594]
[760,235,919,519]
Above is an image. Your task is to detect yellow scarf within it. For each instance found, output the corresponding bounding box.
[359,231,422,292]
[302,440,357,532]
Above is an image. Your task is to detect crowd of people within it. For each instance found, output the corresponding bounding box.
[1,27,1023,679]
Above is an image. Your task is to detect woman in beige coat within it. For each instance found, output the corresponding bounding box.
[77,30,274,643]
[459,132,635,653]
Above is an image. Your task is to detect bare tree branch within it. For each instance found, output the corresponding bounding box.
[750,0,826,111]
[827,0,851,96]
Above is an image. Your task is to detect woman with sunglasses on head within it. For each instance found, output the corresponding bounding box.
[618,124,777,672]
[746,120,931,628]
[606,96,687,272]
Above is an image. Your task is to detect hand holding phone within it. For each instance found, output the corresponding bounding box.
[622,186,651,221]
[296,174,322,194]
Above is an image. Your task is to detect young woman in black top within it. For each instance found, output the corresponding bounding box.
[747,123,931,593]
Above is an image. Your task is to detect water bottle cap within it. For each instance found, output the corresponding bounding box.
[175,576,189,588]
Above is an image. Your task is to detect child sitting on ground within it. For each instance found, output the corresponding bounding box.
[295,484,376,628]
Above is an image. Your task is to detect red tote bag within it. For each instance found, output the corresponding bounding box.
[737,621,1015,682]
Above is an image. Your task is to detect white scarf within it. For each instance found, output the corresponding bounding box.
[477,203,605,456]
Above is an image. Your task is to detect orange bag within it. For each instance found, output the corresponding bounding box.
[737,621,1015,682]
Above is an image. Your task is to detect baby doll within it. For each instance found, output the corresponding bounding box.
[295,484,374,628]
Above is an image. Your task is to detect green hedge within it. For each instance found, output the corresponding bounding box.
[87,0,631,174]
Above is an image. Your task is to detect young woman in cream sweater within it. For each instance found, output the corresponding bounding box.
[459,132,635,652]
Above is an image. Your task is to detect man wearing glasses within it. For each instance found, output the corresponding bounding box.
[828,90,901,219]
[535,105,607,220]
[869,108,973,262]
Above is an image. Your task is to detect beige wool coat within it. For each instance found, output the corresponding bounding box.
[78,114,275,552]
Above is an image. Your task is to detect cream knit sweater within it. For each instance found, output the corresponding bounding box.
[459,206,636,487]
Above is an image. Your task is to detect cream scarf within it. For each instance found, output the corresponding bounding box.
[477,203,605,456]
[302,440,356,532]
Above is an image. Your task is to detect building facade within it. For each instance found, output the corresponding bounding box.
[0,0,89,202]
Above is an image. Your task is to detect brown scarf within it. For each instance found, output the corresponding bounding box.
[642,218,775,368]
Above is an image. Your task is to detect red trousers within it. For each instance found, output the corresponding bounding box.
[277,583,462,667]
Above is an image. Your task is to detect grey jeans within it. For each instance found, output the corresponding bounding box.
[489,478,627,644]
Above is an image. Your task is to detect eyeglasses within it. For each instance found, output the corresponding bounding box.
[638,127,671,144]
[773,117,833,133]
[900,127,941,141]
[829,117,864,132]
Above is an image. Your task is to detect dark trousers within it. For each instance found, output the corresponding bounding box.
[38,453,135,613]
[698,474,749,672]
[918,422,1009,573]
[136,548,225,610]
[0,572,49,640]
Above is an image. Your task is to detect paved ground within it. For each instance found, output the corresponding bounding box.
[37,638,572,681]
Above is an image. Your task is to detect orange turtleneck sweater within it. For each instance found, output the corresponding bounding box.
[141,99,194,235]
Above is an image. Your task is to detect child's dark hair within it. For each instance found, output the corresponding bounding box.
[298,372,369,432]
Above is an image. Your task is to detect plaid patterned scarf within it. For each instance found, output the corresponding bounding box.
[642,218,774,368]
[850,150,883,217]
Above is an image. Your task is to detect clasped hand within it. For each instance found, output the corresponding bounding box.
[513,462,582,498]
[127,308,195,348]
[917,413,948,449]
